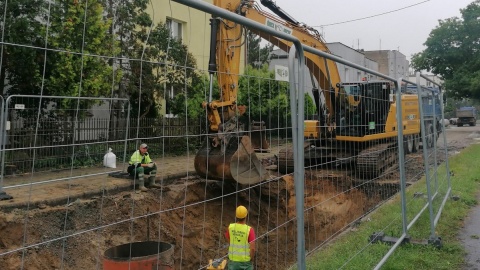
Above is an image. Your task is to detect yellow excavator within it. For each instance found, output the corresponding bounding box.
[194,0,429,184]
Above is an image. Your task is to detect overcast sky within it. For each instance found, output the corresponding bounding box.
[268,0,474,61]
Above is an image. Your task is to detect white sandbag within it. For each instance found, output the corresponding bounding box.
[103,148,116,168]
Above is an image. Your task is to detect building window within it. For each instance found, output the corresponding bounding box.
[166,18,183,41]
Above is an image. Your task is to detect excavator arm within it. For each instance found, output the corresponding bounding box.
[209,0,341,129]
[195,0,343,184]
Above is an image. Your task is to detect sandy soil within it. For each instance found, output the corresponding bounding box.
[0,125,478,270]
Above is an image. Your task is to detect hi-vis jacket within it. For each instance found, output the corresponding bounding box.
[129,150,152,165]
[228,223,252,262]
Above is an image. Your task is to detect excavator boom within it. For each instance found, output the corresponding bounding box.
[194,0,343,184]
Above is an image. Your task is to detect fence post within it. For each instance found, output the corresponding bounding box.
[395,78,409,236]
[288,45,307,270]
[415,72,439,244]
[121,103,131,171]
[0,95,13,200]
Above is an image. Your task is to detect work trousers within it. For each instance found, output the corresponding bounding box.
[228,261,253,270]
[129,164,157,179]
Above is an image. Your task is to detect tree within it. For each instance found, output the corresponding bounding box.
[411,1,480,99]
[125,21,199,118]
[45,0,119,117]
[246,31,273,68]
[170,74,218,119]
[237,65,315,131]
[0,0,46,97]
[1,0,119,119]
[101,0,200,119]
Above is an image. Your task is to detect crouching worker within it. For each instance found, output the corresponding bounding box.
[128,143,161,192]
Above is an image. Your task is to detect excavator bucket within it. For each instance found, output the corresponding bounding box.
[194,135,268,185]
[249,121,270,152]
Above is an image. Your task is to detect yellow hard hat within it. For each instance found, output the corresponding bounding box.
[236,205,248,219]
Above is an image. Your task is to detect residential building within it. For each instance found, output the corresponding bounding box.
[147,0,213,116]
[407,73,443,89]
[363,50,409,80]
[326,42,378,82]
[269,43,380,101]
[148,0,213,71]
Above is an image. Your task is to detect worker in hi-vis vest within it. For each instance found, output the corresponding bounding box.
[128,143,160,192]
[225,205,256,270]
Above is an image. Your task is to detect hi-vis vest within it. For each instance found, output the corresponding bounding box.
[129,150,151,165]
[228,223,252,262]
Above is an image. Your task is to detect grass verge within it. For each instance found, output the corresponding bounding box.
[304,143,480,270]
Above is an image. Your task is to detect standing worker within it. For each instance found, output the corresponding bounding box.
[225,205,256,270]
[128,143,161,192]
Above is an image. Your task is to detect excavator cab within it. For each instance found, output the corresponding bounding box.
[336,81,391,137]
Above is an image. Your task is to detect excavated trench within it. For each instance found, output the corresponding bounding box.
[0,154,428,270]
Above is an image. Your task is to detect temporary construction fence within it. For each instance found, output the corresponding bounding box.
[0,95,10,200]
[0,96,130,174]
[2,113,202,175]
[0,0,452,270]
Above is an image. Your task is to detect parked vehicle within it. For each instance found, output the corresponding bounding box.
[456,107,477,126]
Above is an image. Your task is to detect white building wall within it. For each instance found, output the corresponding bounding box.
[364,50,409,80]
[407,74,443,88]
[269,43,381,113]
[326,42,379,82]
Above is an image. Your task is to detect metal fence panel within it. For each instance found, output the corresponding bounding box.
[0,1,452,270]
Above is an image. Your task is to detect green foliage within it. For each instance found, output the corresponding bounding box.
[235,65,315,129]
[46,0,120,117]
[169,74,218,119]
[1,0,200,121]
[246,31,273,68]
[411,1,480,99]
[125,21,200,118]
[238,65,290,124]
[0,0,47,97]
[1,0,120,119]
[304,94,316,118]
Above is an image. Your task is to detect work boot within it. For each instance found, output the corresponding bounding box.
[147,176,161,188]
[138,179,148,192]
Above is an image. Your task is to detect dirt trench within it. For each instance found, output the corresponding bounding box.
[0,167,393,270]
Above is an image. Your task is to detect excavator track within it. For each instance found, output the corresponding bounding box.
[356,142,398,176]
[277,141,353,173]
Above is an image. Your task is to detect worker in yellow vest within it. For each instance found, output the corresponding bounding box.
[225,205,256,270]
[128,143,161,192]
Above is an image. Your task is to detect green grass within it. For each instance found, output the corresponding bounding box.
[303,144,480,270]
